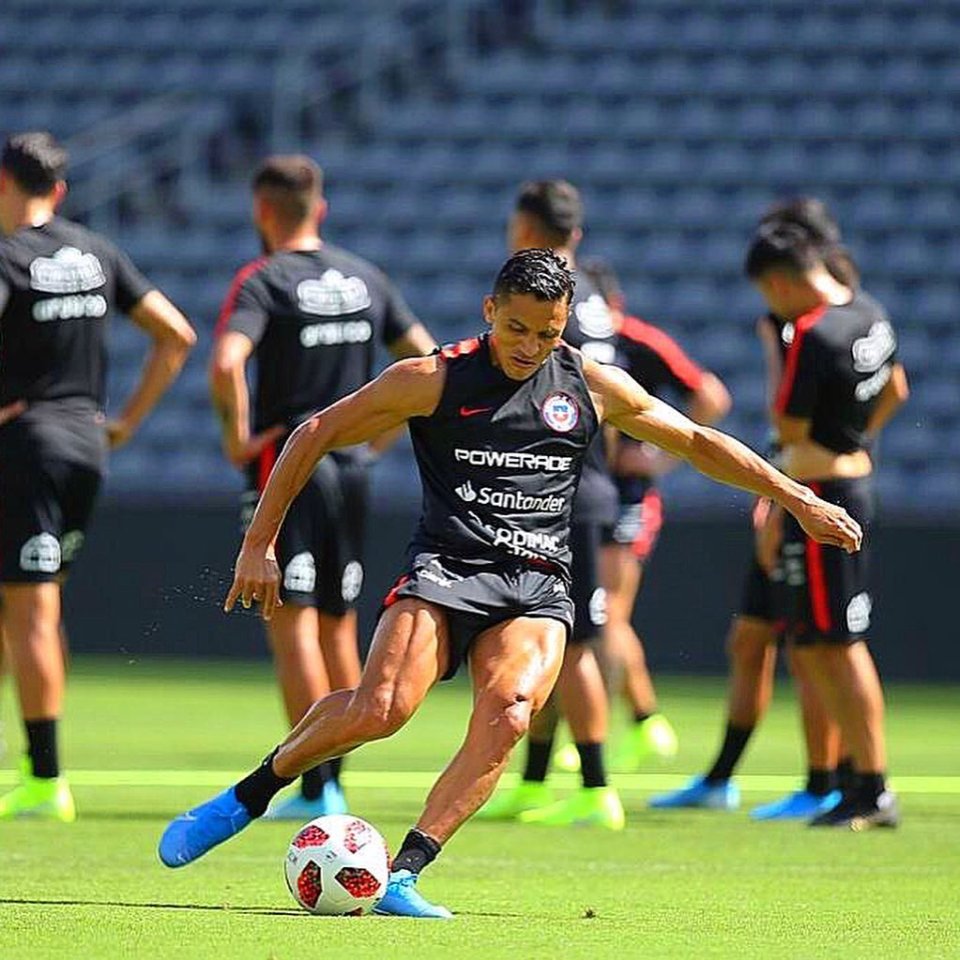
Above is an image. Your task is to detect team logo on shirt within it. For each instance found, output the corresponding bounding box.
[297,270,372,316]
[284,552,316,593]
[29,247,105,294]
[454,480,565,514]
[540,392,580,433]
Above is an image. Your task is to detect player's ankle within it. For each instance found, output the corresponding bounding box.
[234,747,294,817]
[392,828,442,875]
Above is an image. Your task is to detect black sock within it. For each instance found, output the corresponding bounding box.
[705,724,754,784]
[329,756,343,785]
[301,763,332,801]
[577,741,606,788]
[856,772,886,805]
[633,710,652,725]
[805,767,835,797]
[234,748,294,817]
[25,719,58,779]
[392,828,442,875]
[523,739,553,783]
[835,756,856,794]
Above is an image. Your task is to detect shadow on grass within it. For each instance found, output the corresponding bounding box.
[0,897,301,917]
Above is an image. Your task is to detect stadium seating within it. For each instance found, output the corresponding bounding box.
[0,0,956,514]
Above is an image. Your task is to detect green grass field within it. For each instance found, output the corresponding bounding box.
[1,659,958,960]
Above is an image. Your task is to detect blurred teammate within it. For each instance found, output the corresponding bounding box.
[159,249,862,916]
[0,132,196,821]
[210,155,434,819]
[478,182,625,829]
[651,201,862,818]
[581,258,731,772]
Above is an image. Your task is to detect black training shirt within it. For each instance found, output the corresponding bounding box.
[217,244,418,442]
[775,291,897,454]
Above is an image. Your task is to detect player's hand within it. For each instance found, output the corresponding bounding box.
[223,542,282,620]
[106,418,135,449]
[754,501,783,576]
[0,399,27,427]
[224,425,286,467]
[793,495,863,553]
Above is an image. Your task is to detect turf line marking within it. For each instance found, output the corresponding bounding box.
[0,770,957,793]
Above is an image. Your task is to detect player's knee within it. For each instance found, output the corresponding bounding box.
[728,625,770,669]
[482,693,533,751]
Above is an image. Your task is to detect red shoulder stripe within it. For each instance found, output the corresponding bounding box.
[774,305,827,415]
[620,316,704,390]
[215,257,269,337]
[440,336,482,360]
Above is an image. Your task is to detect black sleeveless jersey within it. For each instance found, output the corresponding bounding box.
[407,335,599,580]
[0,216,154,468]
[775,291,897,454]
[562,271,620,524]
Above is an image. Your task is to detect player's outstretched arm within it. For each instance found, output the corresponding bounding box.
[225,355,444,618]
[584,359,862,553]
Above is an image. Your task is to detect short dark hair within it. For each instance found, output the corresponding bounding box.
[493,248,576,304]
[1,132,68,196]
[758,197,860,288]
[579,256,624,310]
[744,223,824,280]
[251,154,323,225]
[515,180,583,245]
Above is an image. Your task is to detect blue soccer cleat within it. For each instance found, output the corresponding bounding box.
[262,781,348,821]
[372,869,453,919]
[750,789,842,821]
[158,786,252,867]
[648,775,740,810]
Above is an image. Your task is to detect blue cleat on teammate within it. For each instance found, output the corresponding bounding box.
[158,787,252,867]
[750,789,842,821]
[649,775,740,811]
[373,869,453,919]
[262,781,348,821]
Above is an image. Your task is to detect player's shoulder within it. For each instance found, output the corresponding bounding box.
[226,255,272,292]
[819,290,891,339]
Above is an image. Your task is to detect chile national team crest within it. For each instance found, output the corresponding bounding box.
[541,392,580,433]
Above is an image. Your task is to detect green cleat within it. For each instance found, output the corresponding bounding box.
[475,781,554,821]
[518,786,625,831]
[610,714,679,772]
[552,742,581,773]
[0,757,76,822]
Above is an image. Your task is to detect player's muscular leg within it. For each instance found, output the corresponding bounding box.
[416,617,566,843]
[1,584,63,719]
[273,599,448,778]
[726,616,778,727]
[786,644,840,770]
[319,610,362,690]
[794,642,886,772]
[555,643,607,743]
[267,604,329,726]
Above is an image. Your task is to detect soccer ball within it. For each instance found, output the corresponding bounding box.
[284,814,390,916]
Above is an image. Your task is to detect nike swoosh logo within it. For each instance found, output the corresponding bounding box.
[459,406,493,417]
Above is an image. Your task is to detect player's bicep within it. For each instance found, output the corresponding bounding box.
[128,290,196,349]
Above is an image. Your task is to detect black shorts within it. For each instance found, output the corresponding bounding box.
[0,450,101,584]
[381,552,574,680]
[780,476,874,646]
[601,480,663,564]
[738,557,783,624]
[244,452,368,616]
[569,520,607,644]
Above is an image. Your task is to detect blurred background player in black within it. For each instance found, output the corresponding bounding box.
[0,132,196,821]
[651,200,867,819]
[577,257,730,773]
[479,180,625,829]
[209,155,435,820]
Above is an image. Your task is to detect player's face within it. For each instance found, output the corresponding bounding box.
[752,271,806,320]
[484,293,569,380]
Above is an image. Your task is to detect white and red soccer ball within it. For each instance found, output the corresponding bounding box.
[284,814,390,916]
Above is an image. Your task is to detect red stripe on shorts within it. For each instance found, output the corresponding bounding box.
[632,488,663,562]
[257,441,277,493]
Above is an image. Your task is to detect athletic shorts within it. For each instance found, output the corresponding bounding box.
[569,520,607,644]
[244,452,368,615]
[738,557,783,624]
[0,449,101,584]
[780,476,874,646]
[381,552,574,681]
[601,480,663,563]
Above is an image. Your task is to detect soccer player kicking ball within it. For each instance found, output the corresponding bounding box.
[159,250,861,916]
